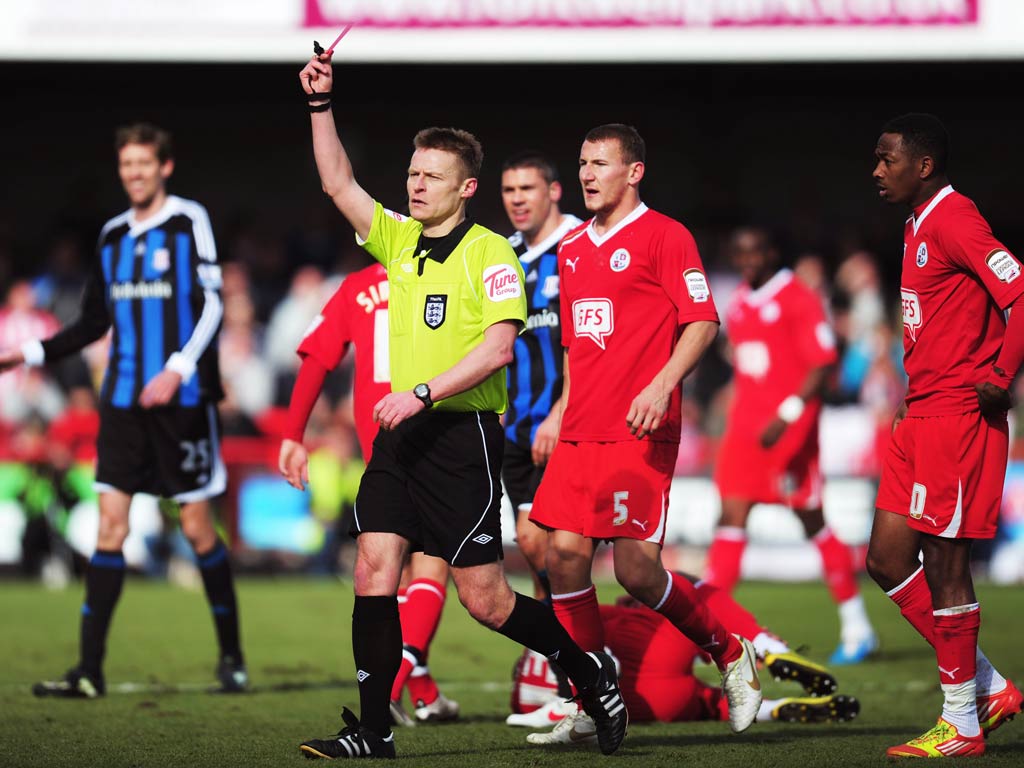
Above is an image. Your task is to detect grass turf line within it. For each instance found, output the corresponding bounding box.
[2,578,1022,767]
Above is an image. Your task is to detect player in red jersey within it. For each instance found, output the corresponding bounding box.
[867,113,1023,758]
[708,226,877,665]
[527,124,762,746]
[509,574,859,734]
[278,262,458,726]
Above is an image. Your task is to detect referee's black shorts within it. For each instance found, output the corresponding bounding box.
[95,402,226,502]
[353,410,504,567]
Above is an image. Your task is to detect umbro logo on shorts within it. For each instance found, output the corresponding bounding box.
[356,670,370,683]
[472,534,493,545]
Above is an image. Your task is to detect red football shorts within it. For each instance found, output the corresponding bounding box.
[875,411,1008,540]
[530,440,677,543]
[714,415,822,509]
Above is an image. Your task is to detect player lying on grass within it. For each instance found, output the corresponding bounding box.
[510,575,858,744]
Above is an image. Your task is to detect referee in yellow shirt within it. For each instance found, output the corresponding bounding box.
[294,51,627,759]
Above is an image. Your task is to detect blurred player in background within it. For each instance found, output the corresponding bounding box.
[510,574,858,733]
[528,123,761,747]
[867,113,1023,758]
[278,262,459,727]
[500,150,581,602]
[295,51,627,759]
[500,151,583,726]
[0,123,246,697]
[707,226,877,665]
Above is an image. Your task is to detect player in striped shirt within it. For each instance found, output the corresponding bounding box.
[0,123,246,698]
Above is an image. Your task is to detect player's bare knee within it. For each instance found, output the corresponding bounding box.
[353,553,400,595]
[545,539,588,577]
[180,512,216,552]
[517,524,546,565]
[461,587,513,628]
[96,513,130,548]
[614,563,664,604]
[864,546,899,590]
[96,523,129,550]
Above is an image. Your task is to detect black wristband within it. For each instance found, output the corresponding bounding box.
[308,101,331,113]
[306,90,332,102]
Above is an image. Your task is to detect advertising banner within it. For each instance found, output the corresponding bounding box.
[305,0,979,28]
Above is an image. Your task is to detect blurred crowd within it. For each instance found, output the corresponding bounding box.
[0,223,980,474]
[3,221,1024,575]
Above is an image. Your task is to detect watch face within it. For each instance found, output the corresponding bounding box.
[414,384,428,397]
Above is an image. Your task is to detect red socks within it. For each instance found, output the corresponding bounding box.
[694,581,763,642]
[657,571,741,668]
[813,528,859,604]
[933,605,980,686]
[391,578,446,702]
[551,585,605,653]
[886,566,936,647]
[704,527,746,592]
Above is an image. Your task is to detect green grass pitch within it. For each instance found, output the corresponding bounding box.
[2,577,1021,767]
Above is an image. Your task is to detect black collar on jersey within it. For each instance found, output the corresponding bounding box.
[415,218,475,276]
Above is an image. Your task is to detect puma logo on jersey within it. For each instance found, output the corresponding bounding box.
[630,519,648,532]
[564,257,580,273]
[921,513,939,526]
[939,666,961,680]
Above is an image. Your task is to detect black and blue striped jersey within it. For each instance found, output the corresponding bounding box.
[504,214,582,449]
[41,195,224,408]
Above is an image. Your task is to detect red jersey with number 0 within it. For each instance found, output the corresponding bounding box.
[557,204,719,442]
[297,262,390,458]
[724,269,836,433]
[900,187,1024,416]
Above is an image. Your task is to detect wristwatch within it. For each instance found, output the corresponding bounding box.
[413,383,433,409]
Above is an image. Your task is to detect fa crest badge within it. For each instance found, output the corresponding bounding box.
[424,294,447,329]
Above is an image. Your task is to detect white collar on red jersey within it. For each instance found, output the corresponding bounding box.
[910,184,955,236]
[742,268,794,307]
[518,214,584,266]
[586,202,649,247]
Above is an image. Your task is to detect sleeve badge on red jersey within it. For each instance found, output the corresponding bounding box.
[916,243,928,267]
[684,268,710,303]
[986,249,1021,284]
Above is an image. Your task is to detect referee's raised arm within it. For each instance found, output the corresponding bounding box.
[299,52,374,241]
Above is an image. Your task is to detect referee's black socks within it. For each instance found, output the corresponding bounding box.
[352,595,402,736]
[79,549,126,680]
[197,540,243,663]
[497,592,599,692]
